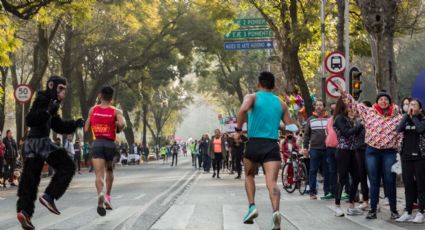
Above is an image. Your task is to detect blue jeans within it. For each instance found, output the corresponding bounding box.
[309,149,330,195]
[327,148,337,196]
[365,146,397,211]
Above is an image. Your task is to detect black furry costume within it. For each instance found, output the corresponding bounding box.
[17,76,84,217]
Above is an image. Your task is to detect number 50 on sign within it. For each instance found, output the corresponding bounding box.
[14,84,33,103]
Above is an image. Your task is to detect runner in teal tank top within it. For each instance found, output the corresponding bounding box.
[235,72,298,230]
[248,91,283,140]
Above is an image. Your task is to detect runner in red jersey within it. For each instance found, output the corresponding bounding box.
[85,86,125,217]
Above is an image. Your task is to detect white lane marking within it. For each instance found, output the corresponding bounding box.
[133,194,145,200]
[0,197,5,200]
[78,206,140,230]
[160,172,198,206]
[151,205,195,229]
[223,205,260,230]
[10,206,91,230]
[122,170,193,229]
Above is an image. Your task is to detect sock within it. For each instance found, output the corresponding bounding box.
[249,203,255,208]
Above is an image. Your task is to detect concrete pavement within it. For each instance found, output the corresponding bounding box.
[0,156,423,229]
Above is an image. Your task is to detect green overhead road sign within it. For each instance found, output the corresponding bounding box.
[224,29,273,39]
[235,18,268,27]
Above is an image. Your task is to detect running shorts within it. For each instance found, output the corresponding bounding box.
[91,139,118,162]
[244,138,281,163]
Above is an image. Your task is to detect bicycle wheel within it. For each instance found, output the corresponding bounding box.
[281,162,296,193]
[298,162,308,195]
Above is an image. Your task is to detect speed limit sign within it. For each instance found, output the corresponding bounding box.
[14,84,33,103]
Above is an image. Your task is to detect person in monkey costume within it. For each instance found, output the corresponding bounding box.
[16,76,85,230]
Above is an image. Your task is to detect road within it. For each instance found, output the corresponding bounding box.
[0,156,422,230]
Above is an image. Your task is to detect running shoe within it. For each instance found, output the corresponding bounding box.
[412,212,424,224]
[391,210,400,220]
[271,211,281,230]
[320,193,335,200]
[17,211,35,230]
[347,207,363,216]
[335,207,345,217]
[212,173,216,178]
[243,205,258,224]
[356,203,369,211]
[310,194,317,200]
[97,195,106,216]
[395,211,413,222]
[104,195,113,210]
[366,210,377,219]
[39,193,60,215]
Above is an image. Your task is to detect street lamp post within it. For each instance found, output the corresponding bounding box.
[320,0,327,102]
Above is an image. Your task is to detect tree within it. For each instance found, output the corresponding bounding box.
[0,0,72,20]
[246,0,318,116]
[355,0,399,97]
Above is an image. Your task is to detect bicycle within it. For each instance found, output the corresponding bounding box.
[281,150,308,195]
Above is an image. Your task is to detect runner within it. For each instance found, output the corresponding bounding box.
[17,76,85,230]
[235,71,296,229]
[170,141,179,167]
[85,86,126,217]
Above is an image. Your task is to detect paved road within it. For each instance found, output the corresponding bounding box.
[0,156,422,230]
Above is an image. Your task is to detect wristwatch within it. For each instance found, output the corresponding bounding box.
[235,127,242,133]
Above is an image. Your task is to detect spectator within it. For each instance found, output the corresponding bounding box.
[396,98,425,223]
[332,97,363,217]
[3,130,18,187]
[170,141,179,166]
[64,134,75,159]
[303,99,330,200]
[354,101,372,211]
[0,131,5,188]
[74,139,82,174]
[199,134,211,173]
[83,141,91,170]
[340,86,402,220]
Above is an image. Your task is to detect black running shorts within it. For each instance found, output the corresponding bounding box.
[91,139,118,162]
[244,138,281,163]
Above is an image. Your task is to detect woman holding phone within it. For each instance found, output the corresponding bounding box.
[396,99,425,223]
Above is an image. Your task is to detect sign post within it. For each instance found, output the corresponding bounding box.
[14,84,33,139]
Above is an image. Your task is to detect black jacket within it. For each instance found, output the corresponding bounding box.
[3,137,17,159]
[396,114,425,160]
[333,115,362,150]
[26,91,79,138]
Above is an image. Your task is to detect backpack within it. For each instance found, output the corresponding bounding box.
[0,142,5,158]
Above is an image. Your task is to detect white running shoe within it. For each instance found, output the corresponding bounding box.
[395,211,413,223]
[272,211,281,230]
[412,212,424,224]
[347,207,363,216]
[357,203,369,211]
[335,207,345,217]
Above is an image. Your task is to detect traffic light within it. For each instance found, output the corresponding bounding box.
[351,71,363,100]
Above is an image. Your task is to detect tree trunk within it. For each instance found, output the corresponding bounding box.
[336,0,345,52]
[234,80,244,104]
[0,68,8,132]
[369,32,398,96]
[30,25,50,91]
[62,24,74,120]
[141,98,149,147]
[356,0,398,98]
[123,110,135,146]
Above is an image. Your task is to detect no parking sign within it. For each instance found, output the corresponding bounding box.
[325,75,346,98]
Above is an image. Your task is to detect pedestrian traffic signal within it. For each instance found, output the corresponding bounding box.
[351,71,362,100]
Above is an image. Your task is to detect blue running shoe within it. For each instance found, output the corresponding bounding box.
[243,205,258,224]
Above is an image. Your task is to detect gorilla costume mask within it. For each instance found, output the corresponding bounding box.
[46,76,67,101]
